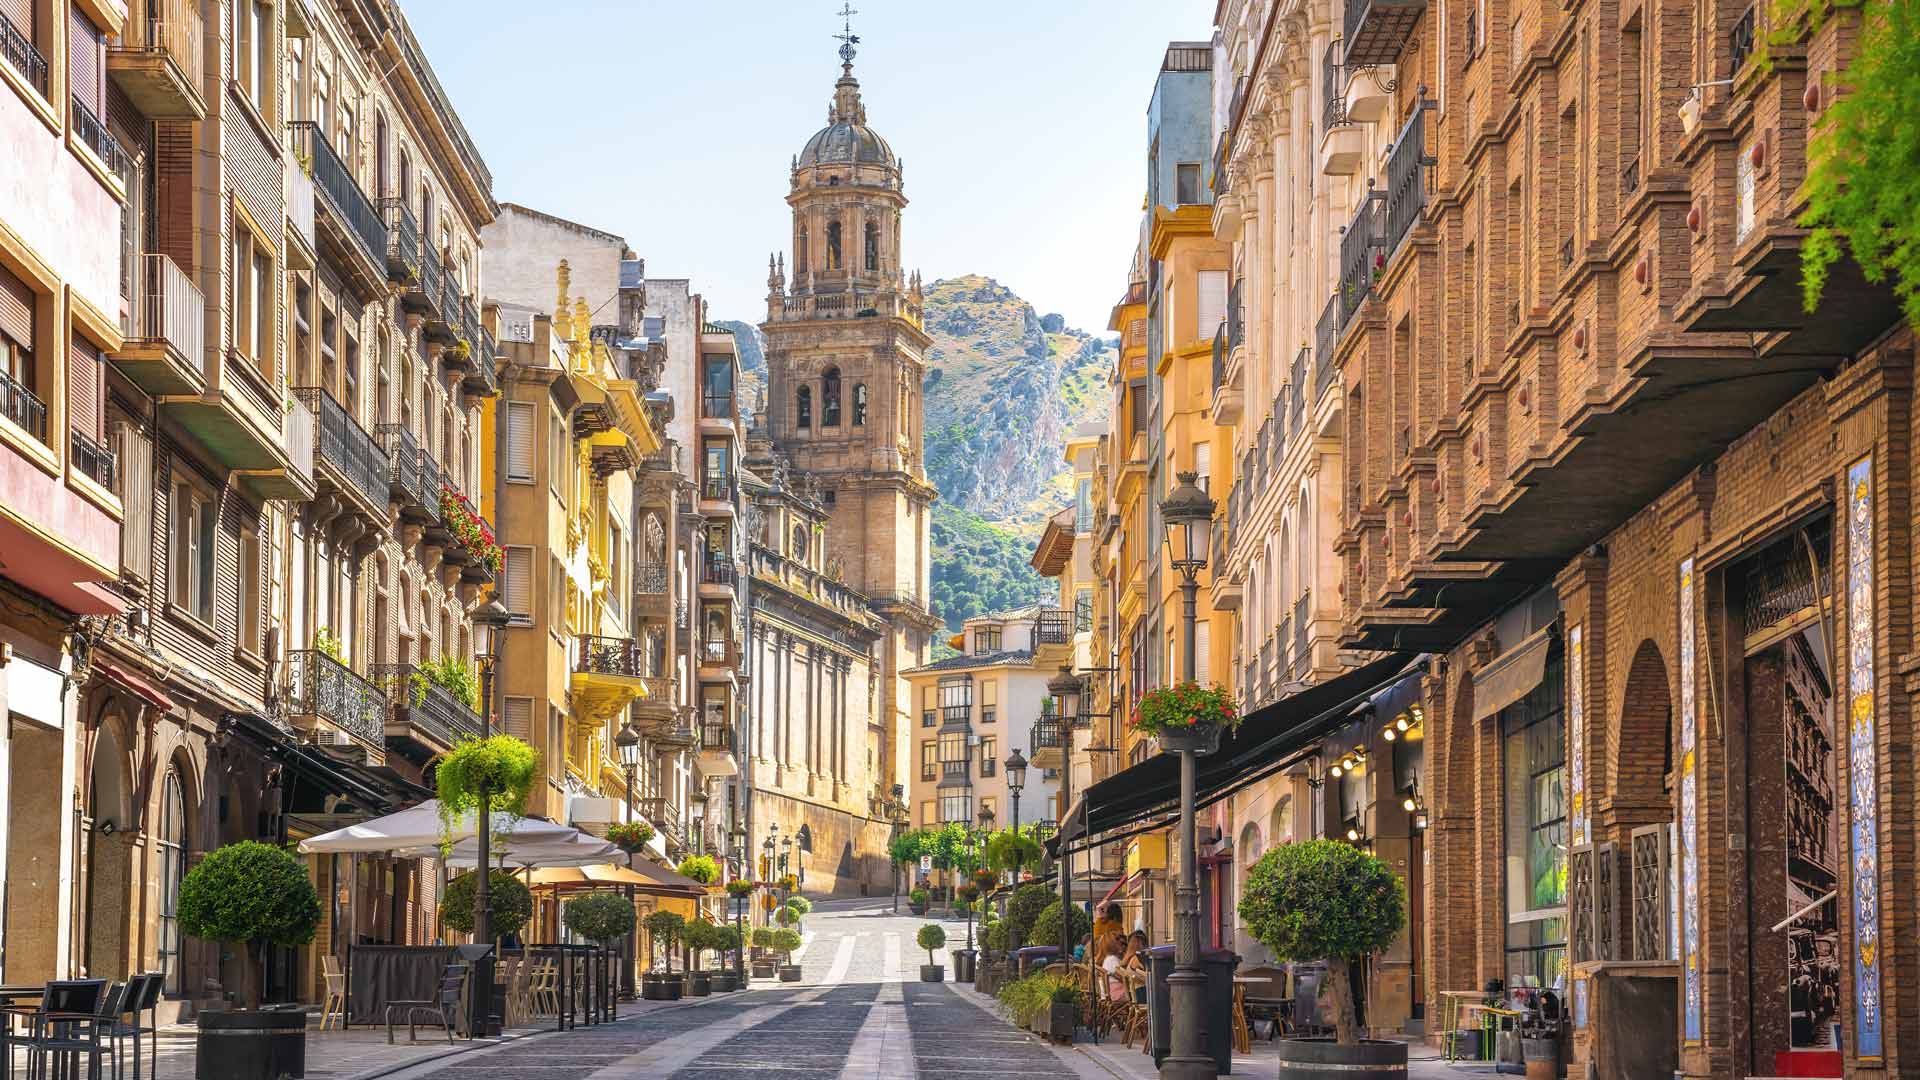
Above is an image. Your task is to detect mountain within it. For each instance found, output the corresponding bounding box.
[715,319,767,414]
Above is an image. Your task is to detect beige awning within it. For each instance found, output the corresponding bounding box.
[1471,627,1553,722]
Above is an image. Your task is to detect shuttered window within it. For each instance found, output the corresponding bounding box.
[111,417,152,579]
[68,335,102,438]
[503,697,532,740]
[503,545,531,621]
[1196,270,1227,340]
[0,263,33,353]
[505,401,535,481]
[1194,621,1211,688]
[68,7,103,115]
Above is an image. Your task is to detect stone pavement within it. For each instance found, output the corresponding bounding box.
[111,899,1509,1078]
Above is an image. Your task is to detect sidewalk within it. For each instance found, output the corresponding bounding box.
[138,991,743,1079]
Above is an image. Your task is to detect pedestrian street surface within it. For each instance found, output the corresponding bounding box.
[380,896,1114,1080]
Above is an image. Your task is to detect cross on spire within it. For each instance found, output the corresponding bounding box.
[832,3,860,70]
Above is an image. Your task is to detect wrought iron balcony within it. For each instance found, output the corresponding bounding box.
[379,198,419,285]
[699,717,732,752]
[371,663,482,750]
[1316,294,1340,395]
[1035,608,1072,645]
[1322,43,1350,131]
[71,430,116,490]
[1,9,46,95]
[1211,325,1226,390]
[1030,714,1065,769]
[464,328,497,397]
[636,561,669,595]
[107,0,205,119]
[404,249,443,319]
[287,122,385,294]
[922,709,937,728]
[292,386,388,517]
[701,474,732,502]
[1338,190,1386,332]
[375,424,434,520]
[72,96,132,176]
[116,253,206,393]
[1344,0,1426,67]
[0,368,47,443]
[700,636,736,667]
[575,634,645,678]
[940,704,971,727]
[1212,128,1230,196]
[1294,592,1311,672]
[1384,102,1434,255]
[702,557,736,587]
[283,649,387,747]
[1227,278,1245,354]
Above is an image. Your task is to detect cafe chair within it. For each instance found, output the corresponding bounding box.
[319,958,346,1032]
[384,963,468,1045]
[15,979,117,1080]
[104,973,164,1080]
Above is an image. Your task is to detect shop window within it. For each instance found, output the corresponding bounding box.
[1502,650,1567,989]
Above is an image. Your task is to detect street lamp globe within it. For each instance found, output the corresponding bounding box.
[615,721,642,768]
[1004,748,1027,795]
[468,596,512,663]
[1047,667,1082,726]
[1159,471,1216,579]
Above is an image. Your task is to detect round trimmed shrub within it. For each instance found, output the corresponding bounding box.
[771,927,802,958]
[1005,883,1055,948]
[1239,839,1406,1045]
[644,910,685,973]
[774,904,798,926]
[561,891,635,945]
[916,923,946,965]
[439,869,533,938]
[1030,900,1091,953]
[177,841,320,1008]
[783,895,813,916]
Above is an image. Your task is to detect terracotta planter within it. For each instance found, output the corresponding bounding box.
[1274,1037,1408,1079]
[1155,721,1223,755]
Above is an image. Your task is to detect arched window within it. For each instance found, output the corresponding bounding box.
[852,384,868,426]
[1270,794,1293,845]
[158,766,188,993]
[826,221,842,270]
[864,221,880,271]
[821,368,842,426]
[792,524,809,562]
[1279,520,1293,609]
[797,228,809,272]
[796,386,812,429]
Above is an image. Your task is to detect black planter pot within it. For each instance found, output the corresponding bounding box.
[195,1010,306,1080]
[642,973,684,1001]
[1035,1001,1077,1043]
[908,901,928,916]
[920,964,944,983]
[710,970,739,992]
[1155,721,1223,755]
[1274,1038,1409,1080]
[751,959,776,979]
[687,971,712,997]
[778,965,802,982]
[952,948,977,983]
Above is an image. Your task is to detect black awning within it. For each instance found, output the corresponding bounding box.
[225,711,429,815]
[1059,652,1421,851]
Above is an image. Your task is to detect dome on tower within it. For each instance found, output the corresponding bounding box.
[797,120,894,168]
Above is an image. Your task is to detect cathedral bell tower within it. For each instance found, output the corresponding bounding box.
[759,22,939,800]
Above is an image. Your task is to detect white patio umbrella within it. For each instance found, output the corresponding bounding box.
[297,798,579,855]
[422,831,621,869]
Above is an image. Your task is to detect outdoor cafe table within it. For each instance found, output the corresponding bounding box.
[1439,990,1524,1062]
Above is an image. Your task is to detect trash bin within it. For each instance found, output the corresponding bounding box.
[1146,945,1240,1073]
[953,948,977,983]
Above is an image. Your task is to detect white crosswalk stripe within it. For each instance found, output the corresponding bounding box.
[823,931,858,984]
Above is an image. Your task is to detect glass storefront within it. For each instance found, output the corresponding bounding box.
[1502,651,1566,990]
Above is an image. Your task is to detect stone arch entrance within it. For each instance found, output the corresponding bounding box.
[84,710,134,979]
[1612,640,1672,815]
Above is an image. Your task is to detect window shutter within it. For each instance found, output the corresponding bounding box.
[503,546,531,617]
[0,263,33,346]
[503,697,532,740]
[1194,621,1211,687]
[506,402,534,480]
[1193,442,1211,493]
[69,336,101,438]
[1196,270,1227,339]
[68,7,102,114]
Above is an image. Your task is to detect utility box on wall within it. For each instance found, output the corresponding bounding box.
[1126,832,1168,875]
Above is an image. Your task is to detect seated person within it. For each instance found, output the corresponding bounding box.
[1121,931,1149,1001]
[1100,934,1132,1002]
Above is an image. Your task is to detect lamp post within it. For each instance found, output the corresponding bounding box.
[889,783,908,912]
[467,596,511,1037]
[1005,748,1027,887]
[968,805,994,953]
[615,721,641,998]
[1046,666,1081,966]
[729,825,747,985]
[1158,471,1217,1080]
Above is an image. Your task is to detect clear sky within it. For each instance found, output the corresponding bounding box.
[406,0,1216,335]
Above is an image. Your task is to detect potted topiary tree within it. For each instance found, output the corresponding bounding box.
[772,927,804,981]
[1239,838,1408,1078]
[642,911,686,1000]
[562,891,636,1002]
[782,894,812,932]
[179,841,321,1080]
[439,870,534,941]
[708,924,742,992]
[681,921,718,997]
[1030,899,1091,962]
[908,887,930,916]
[1036,978,1082,1043]
[917,923,947,982]
[749,927,777,979]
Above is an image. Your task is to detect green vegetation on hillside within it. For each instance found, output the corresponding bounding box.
[930,504,1051,637]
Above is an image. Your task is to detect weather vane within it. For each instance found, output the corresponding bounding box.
[833,2,860,67]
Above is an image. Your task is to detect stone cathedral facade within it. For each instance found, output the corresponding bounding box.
[746,45,941,894]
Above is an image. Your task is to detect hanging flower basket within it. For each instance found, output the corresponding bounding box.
[439,486,504,573]
[606,821,655,854]
[1130,683,1238,756]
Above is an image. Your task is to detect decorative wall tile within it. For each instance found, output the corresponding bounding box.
[1845,456,1883,1061]
[1569,623,1587,846]
[1679,556,1701,1045]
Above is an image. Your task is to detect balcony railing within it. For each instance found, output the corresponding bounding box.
[1338,191,1386,331]
[1031,715,1065,751]
[72,430,116,489]
[701,474,732,502]
[1729,7,1756,74]
[1292,347,1309,428]
[1211,325,1227,390]
[287,121,385,275]
[1344,0,1427,67]
[371,663,481,748]
[72,96,132,176]
[700,637,735,666]
[700,717,732,752]
[124,253,206,381]
[922,709,937,728]
[1322,43,1350,130]
[1036,608,1072,645]
[636,561,668,595]
[702,558,736,587]
[1,10,47,95]
[407,250,443,319]
[1315,294,1340,391]
[292,387,388,513]
[375,424,433,517]
[1227,278,1245,354]
[283,649,386,746]
[1211,128,1230,196]
[0,369,47,443]
[703,392,734,419]
[109,0,205,119]
[575,634,644,677]
[1384,102,1434,254]
[379,198,419,284]
[940,704,971,726]
[1294,592,1311,673]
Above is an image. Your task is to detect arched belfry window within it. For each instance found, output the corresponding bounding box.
[796,386,812,429]
[826,221,843,270]
[864,222,880,272]
[853,384,868,426]
[822,368,842,426]
[797,228,808,273]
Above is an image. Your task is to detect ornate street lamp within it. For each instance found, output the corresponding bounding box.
[888,783,909,912]
[1047,665,1082,965]
[729,824,748,984]
[615,721,642,998]
[1158,471,1217,1080]
[467,595,511,1036]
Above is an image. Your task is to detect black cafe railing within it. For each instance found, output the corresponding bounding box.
[72,430,116,489]
[0,368,47,443]
[1384,100,1435,255]
[1,9,47,95]
[575,634,644,678]
[287,122,385,274]
[1338,189,1386,331]
[293,386,388,513]
[371,663,482,747]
